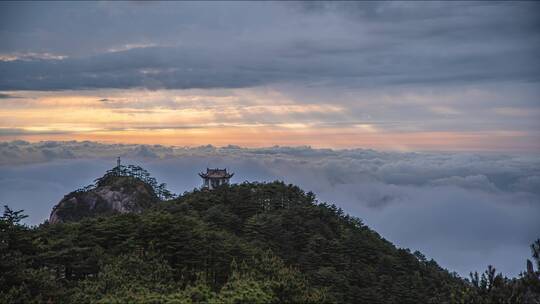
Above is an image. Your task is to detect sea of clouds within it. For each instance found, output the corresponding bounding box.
[0,140,539,278]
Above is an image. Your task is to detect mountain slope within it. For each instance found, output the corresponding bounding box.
[1,169,539,303]
[158,182,466,303]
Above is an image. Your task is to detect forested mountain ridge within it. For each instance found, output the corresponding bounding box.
[1,167,539,303]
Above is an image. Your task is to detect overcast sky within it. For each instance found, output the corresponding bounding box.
[1,1,539,150]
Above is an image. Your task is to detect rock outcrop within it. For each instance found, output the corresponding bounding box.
[49,175,158,224]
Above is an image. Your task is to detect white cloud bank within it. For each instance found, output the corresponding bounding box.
[0,140,539,278]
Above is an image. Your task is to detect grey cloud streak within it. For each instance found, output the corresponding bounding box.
[0,93,24,99]
[0,141,539,278]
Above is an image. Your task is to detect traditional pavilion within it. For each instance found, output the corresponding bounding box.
[199,168,234,190]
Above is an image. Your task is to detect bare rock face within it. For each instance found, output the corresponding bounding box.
[49,176,158,224]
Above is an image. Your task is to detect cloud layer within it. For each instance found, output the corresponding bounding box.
[0,141,538,278]
[1,2,539,151]
[1,2,539,90]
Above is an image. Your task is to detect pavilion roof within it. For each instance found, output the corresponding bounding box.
[199,168,234,178]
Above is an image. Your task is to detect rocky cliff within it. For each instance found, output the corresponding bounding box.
[49,175,158,224]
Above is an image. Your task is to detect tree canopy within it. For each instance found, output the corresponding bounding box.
[1,167,538,303]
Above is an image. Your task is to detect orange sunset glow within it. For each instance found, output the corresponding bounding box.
[1,87,539,151]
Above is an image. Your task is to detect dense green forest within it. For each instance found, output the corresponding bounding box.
[1,166,539,303]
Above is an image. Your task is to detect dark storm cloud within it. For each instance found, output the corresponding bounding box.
[1,140,539,277]
[0,2,539,90]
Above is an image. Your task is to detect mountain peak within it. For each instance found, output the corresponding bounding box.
[49,175,158,224]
